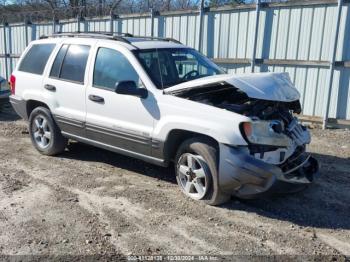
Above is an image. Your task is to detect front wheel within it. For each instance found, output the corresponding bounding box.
[175,137,230,206]
[29,106,67,156]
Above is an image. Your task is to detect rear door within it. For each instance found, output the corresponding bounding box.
[43,43,93,136]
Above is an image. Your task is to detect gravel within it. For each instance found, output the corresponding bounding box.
[0,103,349,260]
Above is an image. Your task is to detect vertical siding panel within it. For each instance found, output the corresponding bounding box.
[188,15,198,49]
[213,12,221,58]
[256,9,265,59]
[303,68,318,115]
[297,7,313,60]
[275,8,289,59]
[269,8,280,59]
[172,16,180,40]
[219,12,229,58]
[314,68,329,117]
[133,18,140,35]
[309,7,325,60]
[287,8,301,59]
[229,11,239,59]
[328,69,341,118]
[237,11,248,58]
[321,6,335,61]
[294,67,307,106]
[245,10,255,61]
[165,16,172,38]
[179,16,188,46]
[336,4,349,61]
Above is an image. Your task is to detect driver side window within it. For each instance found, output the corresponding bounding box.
[93,48,139,90]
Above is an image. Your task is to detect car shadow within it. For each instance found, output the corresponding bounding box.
[64,141,177,184]
[62,142,350,230]
[0,102,20,121]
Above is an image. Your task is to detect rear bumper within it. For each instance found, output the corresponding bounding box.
[9,95,28,120]
[218,144,319,198]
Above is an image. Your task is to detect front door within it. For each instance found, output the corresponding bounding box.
[85,44,156,157]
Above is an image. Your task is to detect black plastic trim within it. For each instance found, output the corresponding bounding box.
[62,131,166,167]
[9,95,28,120]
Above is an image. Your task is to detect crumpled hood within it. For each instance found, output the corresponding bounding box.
[165,72,300,102]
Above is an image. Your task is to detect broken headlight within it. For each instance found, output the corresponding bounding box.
[241,120,292,147]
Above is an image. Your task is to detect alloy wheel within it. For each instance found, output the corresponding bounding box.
[32,115,52,149]
[177,153,209,200]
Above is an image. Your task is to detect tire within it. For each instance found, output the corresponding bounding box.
[175,137,230,206]
[28,106,67,156]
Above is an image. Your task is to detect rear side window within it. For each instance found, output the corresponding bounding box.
[50,44,90,84]
[18,44,55,75]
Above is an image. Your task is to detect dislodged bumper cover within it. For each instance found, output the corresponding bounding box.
[219,144,319,198]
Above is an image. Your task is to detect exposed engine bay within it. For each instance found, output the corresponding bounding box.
[172,82,311,166]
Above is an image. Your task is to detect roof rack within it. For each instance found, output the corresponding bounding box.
[42,32,131,44]
[127,35,182,44]
[40,31,182,45]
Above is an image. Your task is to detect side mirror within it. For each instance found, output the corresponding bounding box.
[115,81,148,99]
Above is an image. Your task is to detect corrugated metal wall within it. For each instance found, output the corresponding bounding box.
[1,1,349,120]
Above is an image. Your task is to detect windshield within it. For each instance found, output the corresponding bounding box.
[133,48,224,89]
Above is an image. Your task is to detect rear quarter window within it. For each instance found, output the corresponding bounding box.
[18,44,56,75]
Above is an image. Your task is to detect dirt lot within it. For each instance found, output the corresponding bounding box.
[0,103,349,261]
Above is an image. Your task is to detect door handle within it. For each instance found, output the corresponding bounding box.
[44,84,56,91]
[88,94,104,103]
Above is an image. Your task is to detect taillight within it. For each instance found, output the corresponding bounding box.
[9,74,16,95]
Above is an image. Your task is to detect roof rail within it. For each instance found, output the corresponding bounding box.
[125,35,182,44]
[46,32,131,44]
[40,31,183,45]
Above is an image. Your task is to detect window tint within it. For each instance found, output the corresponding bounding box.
[50,44,68,78]
[18,44,55,75]
[58,45,90,83]
[93,48,139,90]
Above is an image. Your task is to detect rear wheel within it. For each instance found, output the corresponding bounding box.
[29,106,67,155]
[175,137,230,206]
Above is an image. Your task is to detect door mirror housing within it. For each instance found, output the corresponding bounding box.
[115,81,148,99]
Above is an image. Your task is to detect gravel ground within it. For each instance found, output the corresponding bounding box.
[0,103,349,261]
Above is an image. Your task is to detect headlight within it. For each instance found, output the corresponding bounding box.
[241,121,292,147]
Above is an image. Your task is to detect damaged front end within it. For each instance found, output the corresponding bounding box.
[168,73,319,197]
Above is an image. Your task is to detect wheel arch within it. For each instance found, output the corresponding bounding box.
[26,100,50,119]
[163,129,219,163]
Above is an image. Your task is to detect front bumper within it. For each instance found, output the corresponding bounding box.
[218,144,319,199]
